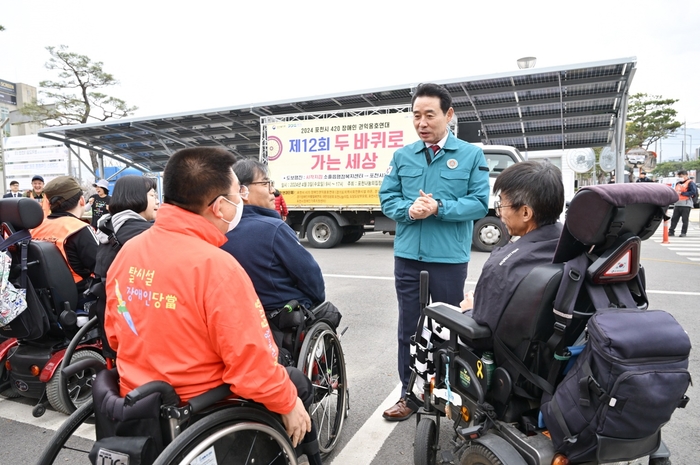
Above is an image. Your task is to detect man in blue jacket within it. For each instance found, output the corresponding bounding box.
[222,159,325,311]
[379,83,490,421]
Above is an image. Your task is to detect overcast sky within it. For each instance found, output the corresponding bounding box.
[2,0,699,160]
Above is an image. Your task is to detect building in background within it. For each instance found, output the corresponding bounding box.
[0,79,40,136]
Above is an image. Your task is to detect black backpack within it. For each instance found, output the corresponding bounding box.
[540,309,691,462]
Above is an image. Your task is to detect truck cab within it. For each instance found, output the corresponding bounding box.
[471,144,525,252]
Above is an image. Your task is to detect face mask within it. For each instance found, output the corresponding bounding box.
[220,195,243,232]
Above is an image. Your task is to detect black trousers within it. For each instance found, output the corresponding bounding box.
[670,205,691,234]
[286,367,322,464]
[393,257,468,396]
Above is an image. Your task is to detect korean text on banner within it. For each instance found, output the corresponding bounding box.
[266,112,415,207]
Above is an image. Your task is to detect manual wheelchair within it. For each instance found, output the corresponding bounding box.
[0,197,104,417]
[38,366,306,464]
[407,183,689,465]
[43,295,348,464]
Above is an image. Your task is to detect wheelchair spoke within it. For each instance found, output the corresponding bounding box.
[244,431,257,464]
[297,322,347,455]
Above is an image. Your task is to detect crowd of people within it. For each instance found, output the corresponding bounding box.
[3,82,696,459]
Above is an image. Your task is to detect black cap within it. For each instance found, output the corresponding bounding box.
[31,175,45,183]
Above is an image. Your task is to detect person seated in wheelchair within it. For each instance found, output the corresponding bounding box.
[103,148,322,464]
[30,176,99,295]
[221,159,327,364]
[413,161,564,393]
[459,160,564,333]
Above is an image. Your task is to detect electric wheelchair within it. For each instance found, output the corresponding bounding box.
[0,197,104,417]
[407,183,690,465]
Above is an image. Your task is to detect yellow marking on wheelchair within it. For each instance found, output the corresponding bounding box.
[476,360,484,379]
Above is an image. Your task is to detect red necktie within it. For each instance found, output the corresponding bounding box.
[430,145,441,158]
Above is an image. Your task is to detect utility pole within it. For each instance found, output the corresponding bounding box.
[683,119,687,161]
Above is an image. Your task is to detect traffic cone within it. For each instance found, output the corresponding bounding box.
[662,219,670,244]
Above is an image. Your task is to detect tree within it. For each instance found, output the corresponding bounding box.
[20,45,137,175]
[651,160,700,178]
[625,93,681,151]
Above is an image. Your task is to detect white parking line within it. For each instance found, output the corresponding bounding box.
[324,274,479,286]
[330,383,403,465]
[647,290,700,296]
[0,397,94,440]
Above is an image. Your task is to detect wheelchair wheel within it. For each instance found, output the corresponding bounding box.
[47,349,105,415]
[37,398,95,465]
[153,406,297,465]
[460,443,504,465]
[414,417,437,465]
[55,316,102,414]
[296,321,348,456]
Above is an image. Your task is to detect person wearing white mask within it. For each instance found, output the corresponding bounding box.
[104,148,323,463]
[222,159,325,319]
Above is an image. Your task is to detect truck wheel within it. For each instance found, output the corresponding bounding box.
[341,227,364,244]
[473,217,509,253]
[307,216,342,249]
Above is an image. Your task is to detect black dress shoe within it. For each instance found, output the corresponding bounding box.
[382,398,415,421]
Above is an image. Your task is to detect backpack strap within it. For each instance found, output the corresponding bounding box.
[549,394,578,445]
[585,281,638,310]
[0,229,31,252]
[0,229,32,289]
[494,334,554,396]
[602,206,625,250]
[546,253,589,385]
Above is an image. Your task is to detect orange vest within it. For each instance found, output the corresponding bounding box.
[675,180,691,201]
[41,197,51,217]
[31,216,89,283]
[26,191,51,217]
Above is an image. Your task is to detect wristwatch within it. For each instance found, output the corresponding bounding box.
[435,199,443,216]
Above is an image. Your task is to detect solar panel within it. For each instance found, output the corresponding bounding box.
[38,57,636,172]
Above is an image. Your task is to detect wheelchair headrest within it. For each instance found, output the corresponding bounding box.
[0,197,44,231]
[554,183,677,263]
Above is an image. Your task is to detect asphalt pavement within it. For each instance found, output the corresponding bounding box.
[1,221,698,465]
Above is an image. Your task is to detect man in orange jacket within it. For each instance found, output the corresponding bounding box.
[104,147,321,462]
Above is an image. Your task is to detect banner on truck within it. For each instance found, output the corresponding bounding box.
[266,112,415,206]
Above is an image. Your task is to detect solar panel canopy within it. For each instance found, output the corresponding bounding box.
[38,57,636,173]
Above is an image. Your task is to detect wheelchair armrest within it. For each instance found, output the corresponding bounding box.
[187,384,233,414]
[125,380,180,407]
[424,303,492,343]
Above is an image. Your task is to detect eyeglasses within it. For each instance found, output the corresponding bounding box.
[494,200,515,217]
[207,185,249,206]
[247,180,275,190]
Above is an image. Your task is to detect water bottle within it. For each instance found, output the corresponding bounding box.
[482,351,495,390]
